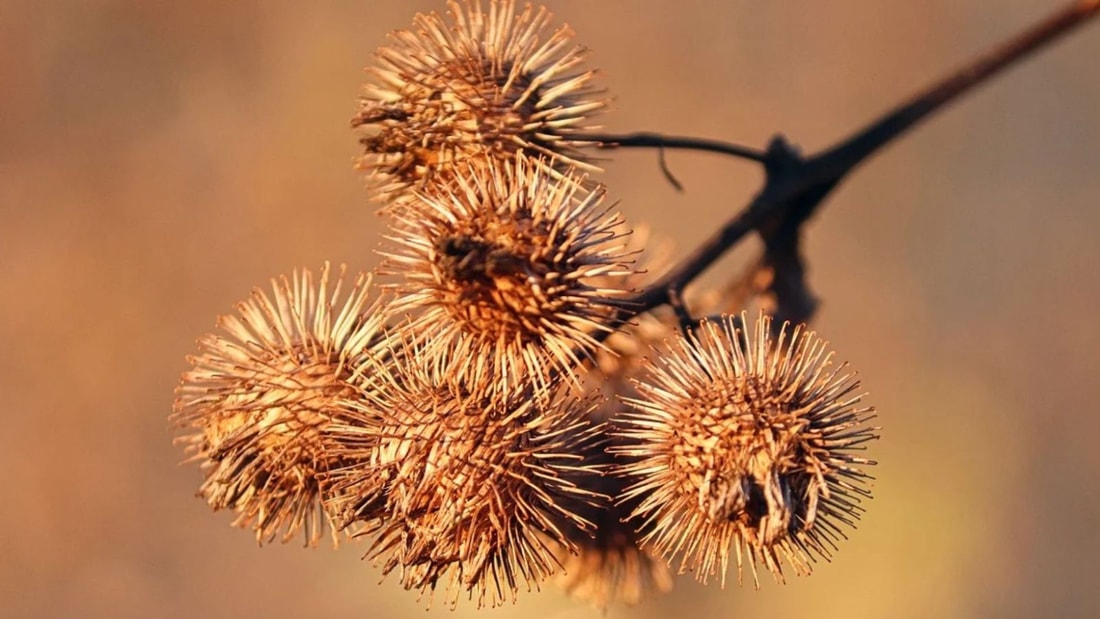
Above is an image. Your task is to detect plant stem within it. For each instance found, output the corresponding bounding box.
[585,131,770,164]
[622,0,1100,315]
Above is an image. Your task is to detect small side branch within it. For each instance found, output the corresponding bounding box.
[586,132,770,164]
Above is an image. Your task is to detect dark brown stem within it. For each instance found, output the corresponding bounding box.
[624,0,1100,315]
[816,0,1100,188]
[585,132,770,164]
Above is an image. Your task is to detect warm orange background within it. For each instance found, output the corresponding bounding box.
[3,1,1099,618]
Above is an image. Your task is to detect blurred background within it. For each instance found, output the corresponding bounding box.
[2,1,1098,617]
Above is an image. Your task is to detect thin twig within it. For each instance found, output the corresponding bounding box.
[586,131,770,164]
[623,0,1099,316]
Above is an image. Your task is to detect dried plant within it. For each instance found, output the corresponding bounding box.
[172,264,388,546]
[549,429,675,610]
[614,313,877,586]
[329,359,605,607]
[353,0,606,205]
[380,152,635,402]
[171,0,1100,611]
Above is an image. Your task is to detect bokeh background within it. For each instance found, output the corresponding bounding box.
[3,1,1099,617]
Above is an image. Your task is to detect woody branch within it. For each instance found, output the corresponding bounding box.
[592,0,1100,327]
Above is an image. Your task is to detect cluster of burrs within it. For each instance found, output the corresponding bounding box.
[172,0,878,610]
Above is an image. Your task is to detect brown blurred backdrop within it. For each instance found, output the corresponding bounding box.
[2,1,1098,618]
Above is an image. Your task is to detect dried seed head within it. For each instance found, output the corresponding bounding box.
[554,523,673,609]
[354,0,607,203]
[550,433,674,609]
[382,153,636,401]
[567,239,678,609]
[172,264,388,546]
[326,352,605,608]
[614,313,878,586]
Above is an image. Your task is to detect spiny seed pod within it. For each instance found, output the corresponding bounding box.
[550,433,674,609]
[325,347,605,608]
[613,313,878,586]
[557,309,677,610]
[172,263,388,546]
[353,0,607,204]
[553,512,674,609]
[554,526,674,609]
[381,153,636,402]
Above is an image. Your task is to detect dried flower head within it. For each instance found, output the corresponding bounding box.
[559,307,677,611]
[382,153,636,401]
[550,433,673,609]
[554,521,673,609]
[172,263,388,546]
[326,347,605,608]
[613,313,878,586]
[353,0,607,203]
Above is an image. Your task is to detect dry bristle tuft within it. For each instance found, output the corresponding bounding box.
[171,263,389,546]
[353,0,607,205]
[381,153,637,403]
[613,312,879,586]
[325,344,608,608]
[550,431,674,610]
